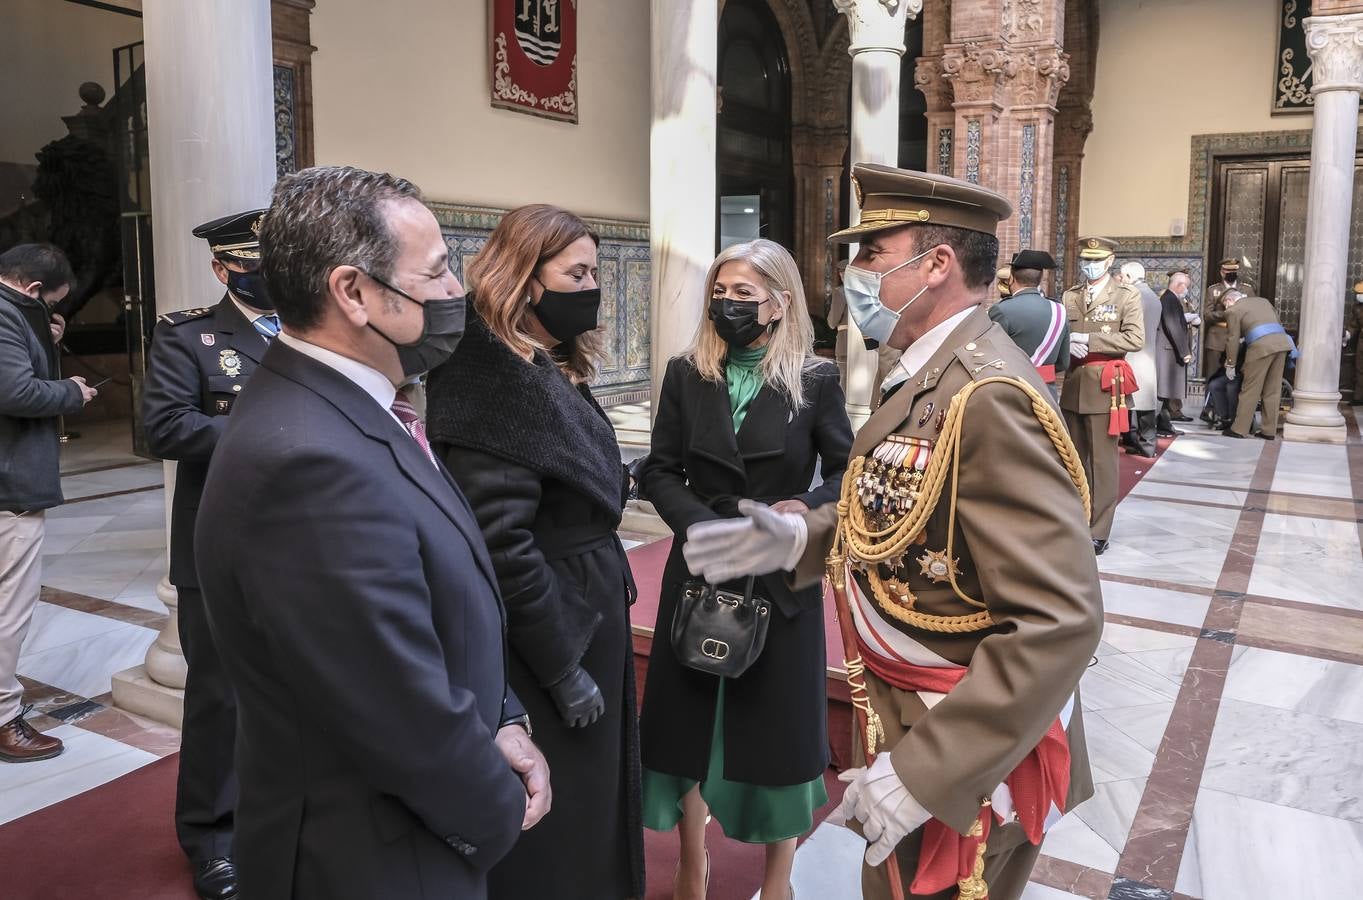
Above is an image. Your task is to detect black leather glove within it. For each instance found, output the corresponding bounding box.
[548,665,605,728]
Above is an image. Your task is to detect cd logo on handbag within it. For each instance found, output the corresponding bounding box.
[701,638,730,660]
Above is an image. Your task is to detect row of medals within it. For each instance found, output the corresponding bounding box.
[853,452,929,609]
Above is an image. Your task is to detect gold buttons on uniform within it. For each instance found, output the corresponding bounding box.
[965,342,977,351]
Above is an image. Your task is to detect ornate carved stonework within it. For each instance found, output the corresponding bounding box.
[942,42,1016,105]
[1002,0,1045,40]
[833,0,923,54]
[1305,13,1363,93]
[1008,47,1070,108]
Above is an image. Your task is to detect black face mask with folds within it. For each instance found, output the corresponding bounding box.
[363,272,467,377]
[708,298,771,347]
[1224,272,1238,285]
[533,284,602,342]
[227,268,273,310]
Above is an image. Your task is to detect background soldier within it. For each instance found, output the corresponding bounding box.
[1344,280,1363,405]
[1200,257,1251,380]
[142,209,276,900]
[682,165,1103,900]
[1223,292,1294,440]
[1061,237,1145,555]
[988,249,1069,399]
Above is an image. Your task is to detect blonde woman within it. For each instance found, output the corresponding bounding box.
[638,239,853,899]
[424,205,642,899]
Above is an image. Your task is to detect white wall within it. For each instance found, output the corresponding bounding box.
[1080,0,1304,238]
[0,0,144,166]
[311,0,651,222]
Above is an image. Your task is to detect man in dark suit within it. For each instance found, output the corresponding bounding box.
[1156,271,1194,432]
[142,209,274,900]
[194,166,549,900]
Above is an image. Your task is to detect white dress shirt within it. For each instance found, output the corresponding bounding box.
[276,331,401,427]
[230,295,277,339]
[879,305,979,395]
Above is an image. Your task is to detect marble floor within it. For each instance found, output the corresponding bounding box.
[5,408,1363,900]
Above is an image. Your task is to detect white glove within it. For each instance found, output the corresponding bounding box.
[1184,312,1201,325]
[682,499,807,584]
[1069,333,1089,360]
[1226,366,1236,380]
[839,753,931,867]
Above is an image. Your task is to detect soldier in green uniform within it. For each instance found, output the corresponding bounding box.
[988,249,1069,399]
[1200,258,1252,380]
[1060,237,1144,555]
[1223,292,1295,439]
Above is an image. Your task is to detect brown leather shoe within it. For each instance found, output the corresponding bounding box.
[0,706,64,762]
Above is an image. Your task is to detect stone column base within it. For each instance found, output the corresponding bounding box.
[1283,421,1348,444]
[111,665,184,730]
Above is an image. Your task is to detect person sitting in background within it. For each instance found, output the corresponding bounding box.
[1201,289,1246,431]
[638,238,852,900]
[0,243,95,764]
[425,204,643,899]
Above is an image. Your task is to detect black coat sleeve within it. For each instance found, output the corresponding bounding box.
[0,311,82,418]
[1160,291,1191,360]
[234,443,526,869]
[793,363,853,510]
[638,358,726,534]
[142,322,223,461]
[441,445,589,687]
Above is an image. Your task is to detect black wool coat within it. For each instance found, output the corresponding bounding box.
[425,309,643,900]
[638,355,853,786]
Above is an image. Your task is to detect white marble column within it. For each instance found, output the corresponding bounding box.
[112,0,276,726]
[835,0,921,427]
[1284,14,1363,444]
[648,0,717,412]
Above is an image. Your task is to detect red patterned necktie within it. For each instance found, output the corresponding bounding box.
[389,395,435,464]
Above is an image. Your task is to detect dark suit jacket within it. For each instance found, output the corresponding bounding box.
[143,294,264,588]
[1158,289,1191,360]
[194,340,526,900]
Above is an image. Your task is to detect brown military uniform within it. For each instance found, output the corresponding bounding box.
[1059,274,1145,542]
[796,309,1102,900]
[1226,296,1293,436]
[1201,272,1254,376]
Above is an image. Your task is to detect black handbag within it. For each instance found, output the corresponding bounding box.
[670,576,772,678]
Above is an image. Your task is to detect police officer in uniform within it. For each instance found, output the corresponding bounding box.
[988,249,1069,399]
[681,165,1103,900]
[143,209,276,900]
[1060,237,1145,555]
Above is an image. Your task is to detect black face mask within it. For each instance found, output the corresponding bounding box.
[227,268,273,310]
[532,282,602,342]
[709,298,771,348]
[1224,272,1238,285]
[363,272,467,377]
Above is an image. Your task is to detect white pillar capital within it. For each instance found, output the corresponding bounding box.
[1306,14,1363,94]
[834,0,921,56]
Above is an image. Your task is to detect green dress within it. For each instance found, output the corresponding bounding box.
[640,344,829,844]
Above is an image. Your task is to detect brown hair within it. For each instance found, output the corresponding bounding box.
[465,204,602,383]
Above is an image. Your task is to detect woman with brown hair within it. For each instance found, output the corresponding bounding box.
[425,204,642,899]
[638,239,852,900]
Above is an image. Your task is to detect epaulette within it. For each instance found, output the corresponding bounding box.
[954,335,1016,382]
[157,307,214,325]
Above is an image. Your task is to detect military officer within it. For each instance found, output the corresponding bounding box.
[988,248,1069,399]
[994,263,1012,302]
[1344,281,1363,405]
[1223,292,1295,439]
[142,209,276,900]
[682,164,1103,900]
[1200,257,1252,379]
[1060,237,1144,555]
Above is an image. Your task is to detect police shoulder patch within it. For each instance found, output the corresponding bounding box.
[157,307,214,326]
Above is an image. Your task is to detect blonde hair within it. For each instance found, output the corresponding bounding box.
[465,204,603,383]
[686,239,820,411]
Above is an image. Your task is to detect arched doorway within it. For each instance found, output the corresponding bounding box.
[717,0,793,251]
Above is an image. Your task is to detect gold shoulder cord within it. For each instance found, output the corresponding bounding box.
[829,376,1091,634]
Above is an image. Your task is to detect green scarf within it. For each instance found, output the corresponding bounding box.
[725,344,768,432]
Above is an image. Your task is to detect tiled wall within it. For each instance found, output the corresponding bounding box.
[431,203,652,404]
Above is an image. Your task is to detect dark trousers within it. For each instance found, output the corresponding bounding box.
[1123,409,1157,457]
[175,585,238,863]
[1157,401,1176,433]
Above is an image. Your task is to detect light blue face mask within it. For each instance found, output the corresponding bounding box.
[1080,259,1110,282]
[842,246,934,346]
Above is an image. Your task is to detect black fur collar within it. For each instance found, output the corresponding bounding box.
[425,308,623,522]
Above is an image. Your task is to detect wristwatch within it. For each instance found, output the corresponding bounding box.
[502,713,533,737]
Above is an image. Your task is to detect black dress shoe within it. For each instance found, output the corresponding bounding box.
[193,858,238,900]
[1093,539,1109,555]
[1254,432,1276,441]
[1156,429,1183,438]
[1199,408,1215,424]
[1221,428,1247,439]
[1172,414,1193,422]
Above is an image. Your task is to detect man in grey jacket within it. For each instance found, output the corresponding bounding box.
[0,243,96,762]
